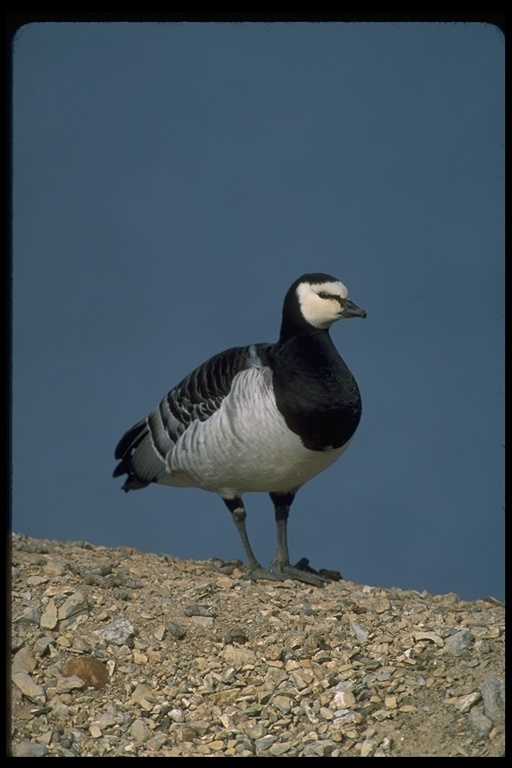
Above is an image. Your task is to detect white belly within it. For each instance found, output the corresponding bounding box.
[160,367,350,497]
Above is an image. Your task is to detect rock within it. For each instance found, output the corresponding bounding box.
[129,718,151,742]
[129,683,156,709]
[167,621,186,639]
[452,691,481,713]
[55,674,86,693]
[12,672,46,703]
[332,690,356,709]
[12,646,37,674]
[188,615,214,628]
[58,591,88,620]
[220,644,257,667]
[255,735,278,754]
[12,741,49,757]
[413,630,444,647]
[33,636,55,657]
[468,708,493,737]
[224,628,249,644]
[184,603,218,617]
[360,738,378,757]
[40,599,58,630]
[60,657,109,689]
[303,739,337,757]
[17,606,41,625]
[350,621,369,642]
[98,712,116,729]
[94,617,136,645]
[444,630,474,655]
[481,677,505,723]
[168,708,185,723]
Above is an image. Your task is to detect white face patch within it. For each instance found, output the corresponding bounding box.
[296,280,350,329]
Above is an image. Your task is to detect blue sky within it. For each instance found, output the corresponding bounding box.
[12,21,504,601]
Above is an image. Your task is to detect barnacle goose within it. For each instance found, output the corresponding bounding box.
[113,273,366,586]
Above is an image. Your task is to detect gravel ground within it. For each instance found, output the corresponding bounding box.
[10,532,505,757]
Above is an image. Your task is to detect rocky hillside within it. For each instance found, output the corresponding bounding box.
[10,532,504,757]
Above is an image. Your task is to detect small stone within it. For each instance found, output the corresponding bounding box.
[209,739,225,750]
[332,690,356,709]
[189,615,214,628]
[26,575,49,586]
[94,617,136,645]
[243,722,265,740]
[273,694,292,714]
[270,741,294,755]
[129,718,151,742]
[40,599,58,630]
[224,628,249,644]
[179,725,200,743]
[453,691,481,713]
[12,646,37,674]
[130,683,156,709]
[13,742,48,757]
[481,677,505,723]
[89,723,102,739]
[12,672,45,702]
[37,730,53,746]
[43,561,66,576]
[360,738,377,757]
[444,630,474,655]
[18,607,41,625]
[49,698,70,719]
[61,657,109,689]
[255,734,277,754]
[468,708,493,737]
[33,637,55,657]
[58,591,88,620]
[350,622,369,642]
[184,603,218,617]
[413,631,444,647]
[221,645,257,667]
[98,712,116,729]
[303,739,337,757]
[167,621,186,639]
[55,674,86,693]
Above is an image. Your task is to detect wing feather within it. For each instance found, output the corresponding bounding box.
[113,344,271,491]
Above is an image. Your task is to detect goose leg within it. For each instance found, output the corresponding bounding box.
[223,497,281,581]
[270,492,327,587]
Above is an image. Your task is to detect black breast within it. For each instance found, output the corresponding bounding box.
[268,331,362,451]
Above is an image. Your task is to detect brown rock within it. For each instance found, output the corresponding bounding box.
[60,656,109,689]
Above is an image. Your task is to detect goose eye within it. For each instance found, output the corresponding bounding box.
[318,292,331,299]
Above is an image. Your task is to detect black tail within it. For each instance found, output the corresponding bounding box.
[113,420,151,492]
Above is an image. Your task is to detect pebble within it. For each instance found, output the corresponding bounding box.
[60,656,109,689]
[130,718,151,742]
[40,599,58,630]
[94,617,136,645]
[468,708,493,737]
[12,672,46,702]
[481,677,505,723]
[13,741,49,757]
[444,629,474,655]
[58,591,88,620]
[12,646,37,674]
[55,674,86,693]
